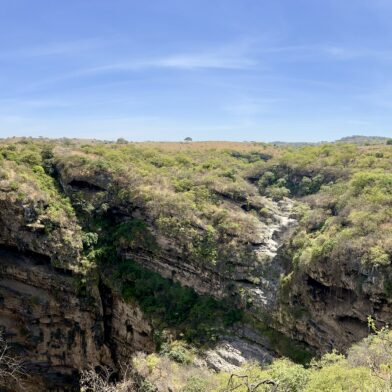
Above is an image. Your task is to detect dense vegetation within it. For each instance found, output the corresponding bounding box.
[118,260,243,344]
[2,137,391,274]
[250,143,392,270]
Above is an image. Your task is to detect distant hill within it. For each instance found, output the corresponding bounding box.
[271,135,391,146]
[335,135,391,145]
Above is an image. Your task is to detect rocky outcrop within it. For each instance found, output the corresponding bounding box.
[201,337,273,372]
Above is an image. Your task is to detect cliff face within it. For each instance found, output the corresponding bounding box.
[0,171,154,391]
[0,247,154,391]
[276,252,392,352]
[0,247,110,390]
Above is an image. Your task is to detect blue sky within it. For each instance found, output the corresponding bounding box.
[1,0,392,142]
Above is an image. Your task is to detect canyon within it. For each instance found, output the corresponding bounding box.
[0,139,391,390]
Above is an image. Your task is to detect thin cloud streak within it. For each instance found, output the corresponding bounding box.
[23,50,258,91]
[15,38,390,95]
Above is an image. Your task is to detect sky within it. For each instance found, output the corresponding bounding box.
[1,0,392,142]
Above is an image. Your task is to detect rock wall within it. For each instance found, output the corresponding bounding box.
[0,247,154,391]
[276,250,392,352]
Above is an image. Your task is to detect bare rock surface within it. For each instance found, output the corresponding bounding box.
[202,337,273,372]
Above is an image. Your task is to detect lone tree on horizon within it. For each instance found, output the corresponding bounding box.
[184,137,193,142]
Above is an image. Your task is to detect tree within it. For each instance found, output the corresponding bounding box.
[386,139,392,145]
[184,137,193,142]
[0,333,26,391]
[80,365,137,392]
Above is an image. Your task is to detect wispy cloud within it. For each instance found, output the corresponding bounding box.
[83,54,255,73]
[15,37,390,97]
[20,41,259,91]
[153,53,256,70]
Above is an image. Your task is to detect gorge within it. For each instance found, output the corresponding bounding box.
[1,138,392,391]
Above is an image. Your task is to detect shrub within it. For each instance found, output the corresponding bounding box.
[162,342,193,364]
[268,359,309,391]
[183,376,208,392]
[304,364,382,392]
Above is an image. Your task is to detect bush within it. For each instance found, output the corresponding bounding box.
[269,359,308,391]
[162,342,193,364]
[265,185,290,201]
[140,380,158,392]
[304,364,382,392]
[183,376,208,392]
